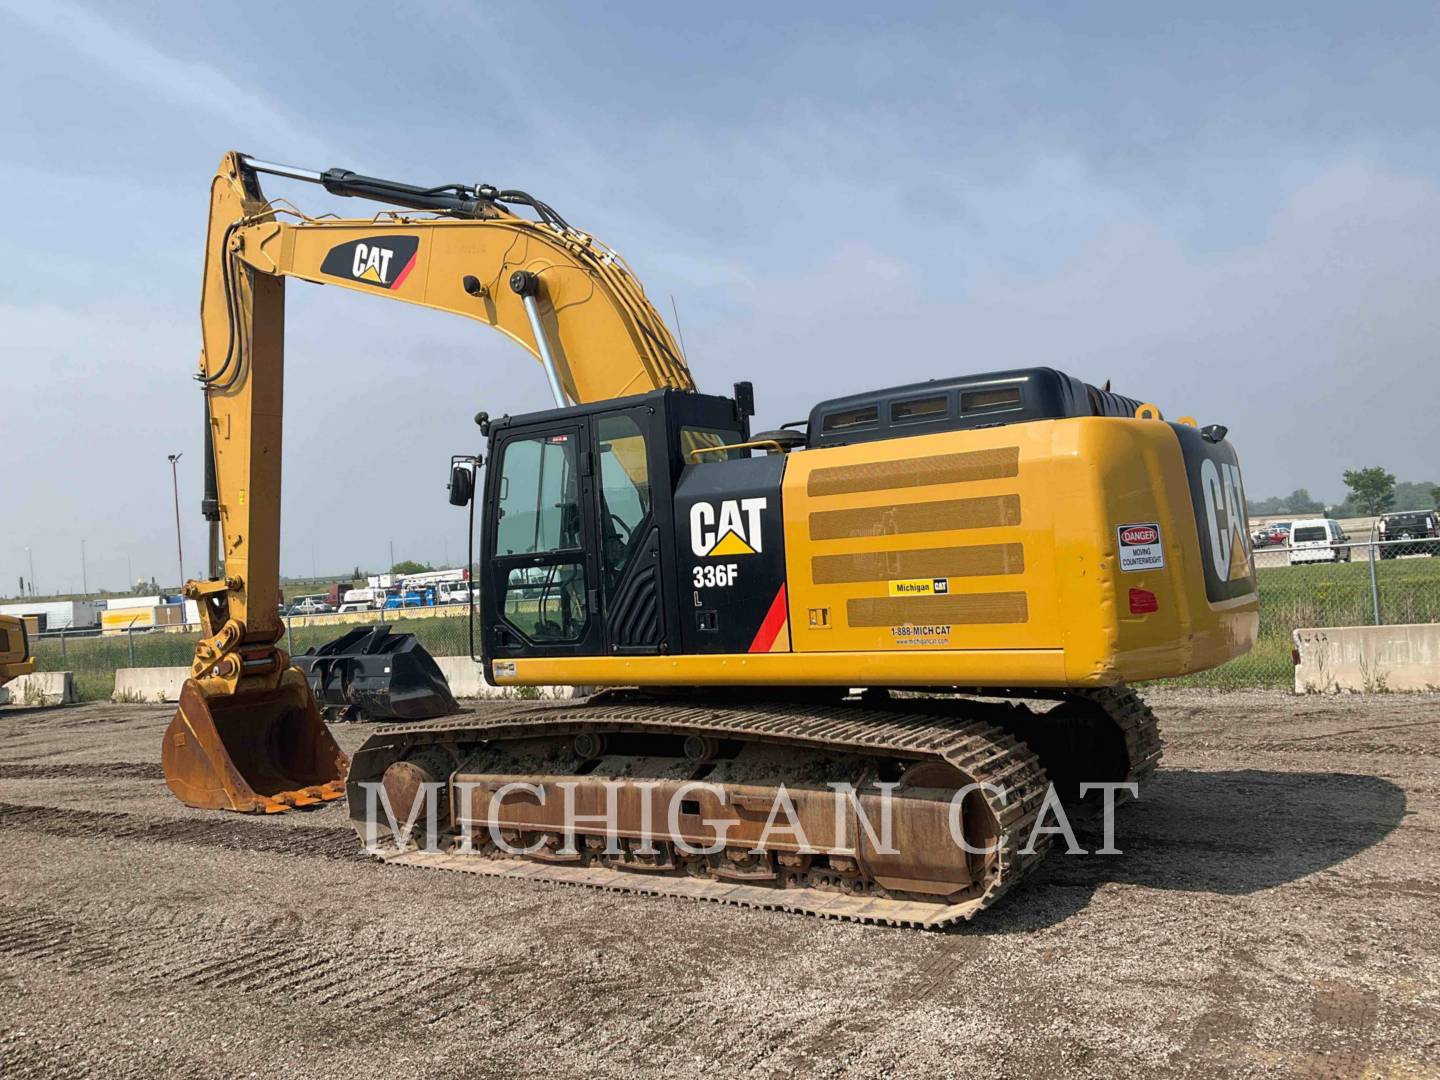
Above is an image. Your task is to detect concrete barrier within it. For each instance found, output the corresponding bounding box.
[113,666,189,703]
[3,671,77,706]
[108,659,579,704]
[1293,623,1440,693]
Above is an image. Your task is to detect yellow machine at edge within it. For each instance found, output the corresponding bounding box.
[161,151,1257,926]
[0,615,37,692]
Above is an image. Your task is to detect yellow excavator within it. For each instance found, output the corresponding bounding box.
[162,151,1258,926]
[0,615,37,694]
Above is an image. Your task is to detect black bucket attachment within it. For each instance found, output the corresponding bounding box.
[292,625,459,722]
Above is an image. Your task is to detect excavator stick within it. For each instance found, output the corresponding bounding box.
[162,670,348,814]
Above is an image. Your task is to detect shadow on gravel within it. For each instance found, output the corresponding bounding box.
[973,769,1408,934]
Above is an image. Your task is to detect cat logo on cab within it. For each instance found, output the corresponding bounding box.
[690,497,766,557]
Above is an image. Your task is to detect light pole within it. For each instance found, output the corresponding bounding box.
[25,546,34,596]
[168,453,185,590]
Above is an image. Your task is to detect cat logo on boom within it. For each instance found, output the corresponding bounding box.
[690,497,767,557]
[319,235,420,291]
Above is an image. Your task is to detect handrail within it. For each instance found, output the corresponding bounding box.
[688,439,786,463]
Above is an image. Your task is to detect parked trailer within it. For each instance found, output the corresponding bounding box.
[100,604,189,634]
[0,600,100,631]
[103,595,163,611]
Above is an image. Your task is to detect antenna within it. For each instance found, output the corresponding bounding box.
[670,295,689,356]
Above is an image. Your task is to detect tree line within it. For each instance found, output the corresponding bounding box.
[1248,469,1439,518]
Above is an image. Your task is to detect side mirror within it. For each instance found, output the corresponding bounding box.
[448,465,475,506]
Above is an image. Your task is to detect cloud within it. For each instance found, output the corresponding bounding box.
[3,2,1439,592]
[687,154,1440,501]
[0,0,329,158]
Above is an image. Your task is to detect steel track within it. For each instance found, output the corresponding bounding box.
[348,693,1161,929]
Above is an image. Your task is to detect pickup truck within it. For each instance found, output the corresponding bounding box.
[1377,510,1439,559]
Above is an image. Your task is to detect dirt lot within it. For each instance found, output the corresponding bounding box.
[1,690,1437,1079]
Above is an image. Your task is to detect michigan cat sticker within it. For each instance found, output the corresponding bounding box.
[887,578,950,596]
[319,236,420,290]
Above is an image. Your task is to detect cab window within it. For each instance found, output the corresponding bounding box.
[597,415,651,588]
[681,425,747,462]
[502,564,587,643]
[495,433,581,555]
[822,405,878,433]
[493,431,587,644]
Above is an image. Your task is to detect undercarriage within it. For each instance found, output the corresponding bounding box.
[347,687,1161,928]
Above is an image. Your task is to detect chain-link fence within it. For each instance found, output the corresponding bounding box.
[1160,536,1440,689]
[28,608,480,703]
[23,539,1440,700]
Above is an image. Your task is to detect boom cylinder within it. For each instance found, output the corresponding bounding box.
[202,395,220,579]
[509,271,568,408]
[238,156,492,217]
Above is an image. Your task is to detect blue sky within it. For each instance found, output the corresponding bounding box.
[2,1,1437,593]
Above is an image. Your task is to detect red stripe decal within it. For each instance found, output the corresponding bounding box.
[748,584,789,653]
[389,253,418,290]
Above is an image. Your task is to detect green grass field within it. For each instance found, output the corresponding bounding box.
[1156,555,1440,688]
[26,557,1440,700]
[30,613,475,703]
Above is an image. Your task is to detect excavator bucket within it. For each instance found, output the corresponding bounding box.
[162,670,349,813]
[291,626,459,722]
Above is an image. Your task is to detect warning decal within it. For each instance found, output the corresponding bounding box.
[1117,522,1165,572]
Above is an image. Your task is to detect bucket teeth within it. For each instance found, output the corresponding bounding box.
[162,675,350,814]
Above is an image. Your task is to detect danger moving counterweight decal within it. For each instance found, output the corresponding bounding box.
[1117,523,1165,572]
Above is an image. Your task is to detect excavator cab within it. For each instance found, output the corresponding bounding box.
[475,387,760,671]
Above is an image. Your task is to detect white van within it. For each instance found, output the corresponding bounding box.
[1288,518,1350,565]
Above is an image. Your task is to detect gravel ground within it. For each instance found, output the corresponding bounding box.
[1,690,1437,1079]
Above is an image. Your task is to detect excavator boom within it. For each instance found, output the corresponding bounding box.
[164,151,693,812]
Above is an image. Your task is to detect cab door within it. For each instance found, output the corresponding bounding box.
[592,408,670,654]
[482,420,603,660]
